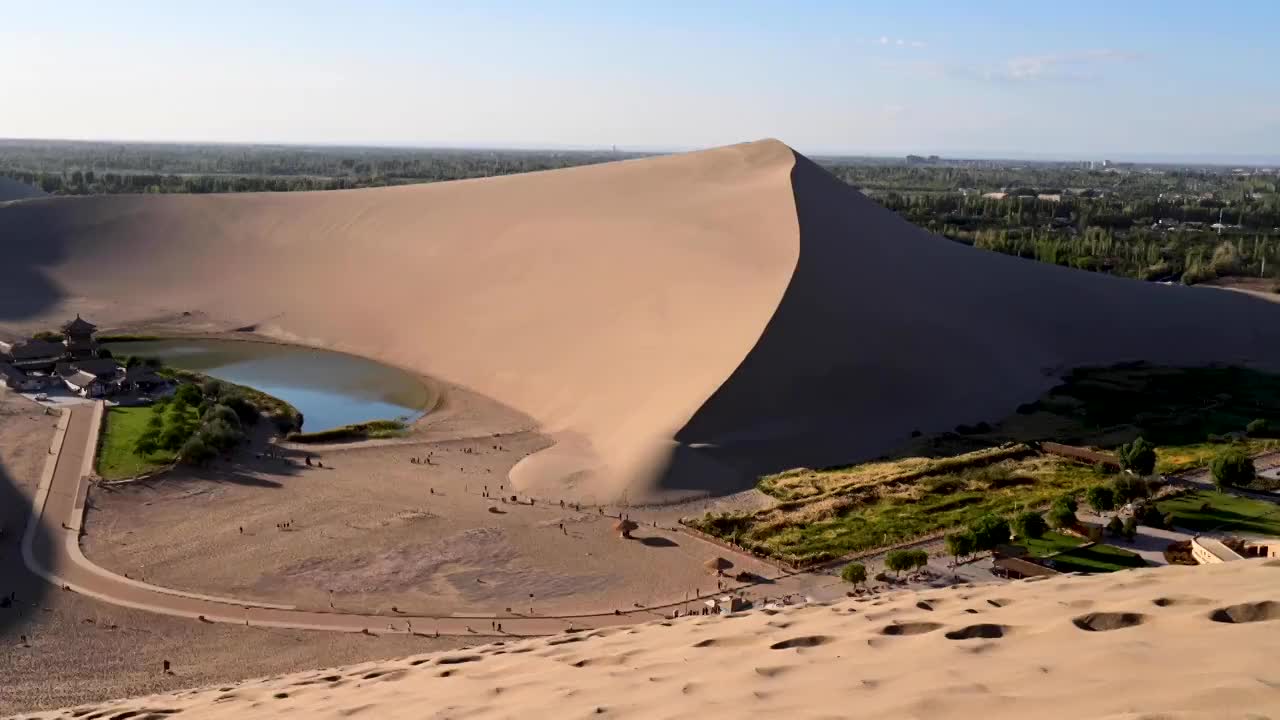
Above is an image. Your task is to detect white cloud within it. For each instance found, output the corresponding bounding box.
[872,36,926,49]
[988,49,1141,81]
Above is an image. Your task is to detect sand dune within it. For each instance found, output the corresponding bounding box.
[18,560,1280,719]
[5,140,1280,502]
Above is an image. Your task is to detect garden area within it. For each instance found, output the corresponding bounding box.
[1047,543,1147,573]
[687,363,1280,568]
[96,374,296,481]
[1157,490,1280,536]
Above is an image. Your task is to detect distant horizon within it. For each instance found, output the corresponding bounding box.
[4,2,1277,164]
[3,134,1278,168]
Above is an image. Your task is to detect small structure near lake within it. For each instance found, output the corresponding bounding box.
[0,315,164,398]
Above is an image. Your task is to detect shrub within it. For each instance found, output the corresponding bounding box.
[203,404,241,429]
[1112,475,1150,503]
[1210,450,1255,490]
[841,562,867,585]
[221,394,260,426]
[1093,461,1118,476]
[1046,504,1076,530]
[201,418,243,451]
[272,411,301,434]
[969,514,1011,551]
[1121,516,1138,539]
[178,436,215,465]
[1133,502,1165,528]
[1056,494,1078,513]
[1117,437,1156,476]
[201,378,225,399]
[1085,485,1116,513]
[174,383,203,406]
[1012,511,1047,541]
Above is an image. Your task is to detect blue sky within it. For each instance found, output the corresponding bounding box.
[3,1,1278,161]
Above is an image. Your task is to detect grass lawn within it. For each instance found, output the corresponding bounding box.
[1049,543,1147,573]
[1157,490,1280,536]
[1156,439,1280,474]
[97,406,177,480]
[1019,531,1085,557]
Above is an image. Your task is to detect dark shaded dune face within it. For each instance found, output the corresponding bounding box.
[1072,612,1148,632]
[1209,601,1280,624]
[671,150,1280,485]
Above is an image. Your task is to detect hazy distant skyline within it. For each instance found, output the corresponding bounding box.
[4,1,1278,163]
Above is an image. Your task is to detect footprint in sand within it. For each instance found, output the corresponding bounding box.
[879,621,942,636]
[944,623,1010,640]
[768,635,831,650]
[1208,601,1280,624]
[1071,612,1147,632]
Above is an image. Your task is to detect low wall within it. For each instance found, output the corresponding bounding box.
[1040,442,1119,467]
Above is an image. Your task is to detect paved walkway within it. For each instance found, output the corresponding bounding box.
[20,403,822,637]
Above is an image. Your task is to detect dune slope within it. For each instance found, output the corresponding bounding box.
[5,140,1280,501]
[16,560,1280,720]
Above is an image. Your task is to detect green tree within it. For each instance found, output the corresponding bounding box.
[968,515,1011,551]
[1117,437,1156,476]
[884,550,911,577]
[1210,450,1255,491]
[1085,485,1116,513]
[944,531,976,565]
[841,562,867,586]
[1012,511,1048,541]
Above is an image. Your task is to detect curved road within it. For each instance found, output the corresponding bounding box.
[21,403,783,638]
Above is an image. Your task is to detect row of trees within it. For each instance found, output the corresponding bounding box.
[0,141,635,196]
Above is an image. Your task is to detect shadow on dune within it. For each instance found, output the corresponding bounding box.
[0,198,80,322]
[665,150,1280,494]
[0,460,51,638]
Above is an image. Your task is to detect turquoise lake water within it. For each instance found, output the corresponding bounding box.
[106,338,433,432]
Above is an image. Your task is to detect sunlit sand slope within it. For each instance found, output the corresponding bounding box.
[17,560,1280,720]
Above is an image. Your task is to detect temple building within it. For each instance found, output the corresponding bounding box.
[0,316,152,397]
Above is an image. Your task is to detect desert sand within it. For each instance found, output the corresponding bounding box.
[15,559,1280,720]
[5,140,1280,503]
[0,393,470,715]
